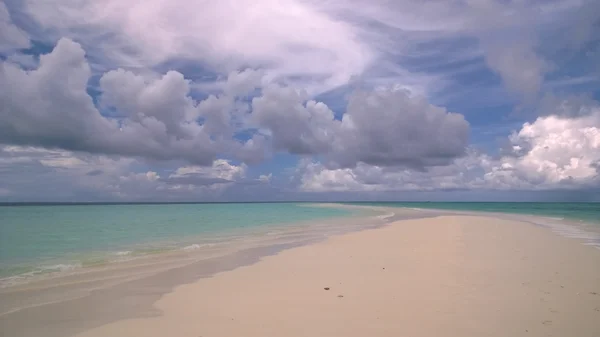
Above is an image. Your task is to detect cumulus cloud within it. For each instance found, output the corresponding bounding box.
[195,69,264,143]
[486,110,600,189]
[0,38,218,165]
[1,36,470,171]
[249,85,470,168]
[299,99,600,192]
[99,69,200,137]
[4,53,38,68]
[0,39,117,150]
[332,88,469,168]
[251,85,338,155]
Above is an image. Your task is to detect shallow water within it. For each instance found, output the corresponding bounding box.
[359,202,600,249]
[346,202,600,225]
[0,203,362,284]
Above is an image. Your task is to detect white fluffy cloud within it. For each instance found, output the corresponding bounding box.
[251,85,338,155]
[299,102,600,192]
[0,38,219,164]
[0,39,116,149]
[0,37,470,170]
[485,111,600,189]
[250,85,470,168]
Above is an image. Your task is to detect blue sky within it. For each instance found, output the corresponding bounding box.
[0,0,599,201]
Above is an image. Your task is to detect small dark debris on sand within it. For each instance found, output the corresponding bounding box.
[324,287,330,290]
[382,267,385,270]
[338,295,344,298]
[590,292,598,295]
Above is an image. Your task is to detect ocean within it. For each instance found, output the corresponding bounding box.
[0,203,363,284]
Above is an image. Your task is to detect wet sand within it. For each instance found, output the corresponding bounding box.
[72,215,600,337]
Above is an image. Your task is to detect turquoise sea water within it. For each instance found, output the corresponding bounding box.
[0,203,358,280]
[2,202,599,283]
[346,202,600,224]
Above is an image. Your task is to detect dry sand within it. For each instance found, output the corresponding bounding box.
[75,215,600,337]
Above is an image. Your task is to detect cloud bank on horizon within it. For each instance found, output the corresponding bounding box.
[0,0,599,201]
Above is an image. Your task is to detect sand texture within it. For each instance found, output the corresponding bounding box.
[75,215,600,337]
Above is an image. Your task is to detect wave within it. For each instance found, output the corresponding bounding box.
[40,263,81,272]
[376,212,396,220]
[516,215,600,248]
[181,243,215,251]
[0,263,83,288]
[541,216,565,221]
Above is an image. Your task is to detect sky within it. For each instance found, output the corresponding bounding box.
[0,0,599,202]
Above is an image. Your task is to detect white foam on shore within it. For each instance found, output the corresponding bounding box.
[512,215,600,248]
[0,263,83,288]
[181,243,216,251]
[0,275,28,288]
[375,212,396,220]
[182,244,202,251]
[541,216,565,221]
[41,263,81,272]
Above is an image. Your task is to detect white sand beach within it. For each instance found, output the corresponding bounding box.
[74,215,600,337]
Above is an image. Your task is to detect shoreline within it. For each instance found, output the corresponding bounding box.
[3,202,597,289]
[0,204,380,289]
[1,206,600,336]
[2,202,598,292]
[75,213,600,337]
[334,203,600,249]
[0,204,410,336]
